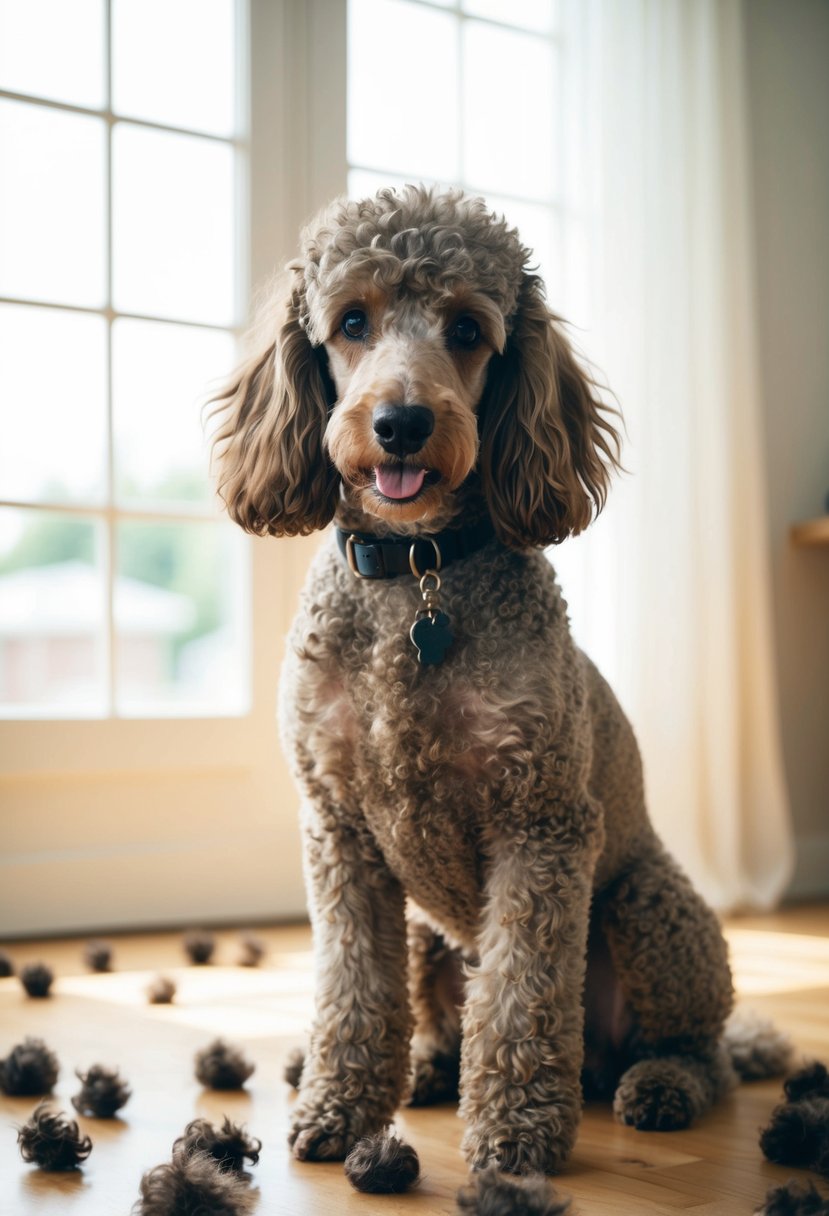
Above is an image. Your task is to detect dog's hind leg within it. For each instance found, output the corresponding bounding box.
[597,841,737,1130]
[406,916,463,1106]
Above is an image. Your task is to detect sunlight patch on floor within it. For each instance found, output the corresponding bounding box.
[724,927,829,995]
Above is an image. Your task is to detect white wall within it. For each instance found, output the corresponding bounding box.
[744,0,829,898]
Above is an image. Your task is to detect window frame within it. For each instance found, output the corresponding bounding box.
[0,0,347,935]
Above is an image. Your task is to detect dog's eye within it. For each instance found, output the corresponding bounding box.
[341,309,368,340]
[450,316,481,349]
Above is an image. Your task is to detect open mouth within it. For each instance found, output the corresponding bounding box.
[371,464,440,503]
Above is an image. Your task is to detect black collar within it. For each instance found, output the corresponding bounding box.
[336,516,496,580]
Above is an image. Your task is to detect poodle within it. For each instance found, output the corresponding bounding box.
[211,185,785,1180]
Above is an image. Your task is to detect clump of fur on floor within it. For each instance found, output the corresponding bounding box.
[0,1036,59,1095]
[724,1009,794,1080]
[0,950,14,977]
[344,1129,420,1193]
[84,940,113,972]
[456,1167,571,1215]
[17,1103,93,1170]
[147,975,176,1004]
[755,1181,829,1215]
[135,1151,257,1216]
[173,1117,261,1175]
[194,1039,255,1090]
[283,1046,305,1089]
[184,930,216,965]
[72,1064,131,1117]
[238,933,266,967]
[760,1062,829,1178]
[19,962,54,997]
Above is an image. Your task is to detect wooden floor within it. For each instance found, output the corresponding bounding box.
[1,905,828,1215]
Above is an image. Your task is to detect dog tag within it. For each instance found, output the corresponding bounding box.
[410,612,453,665]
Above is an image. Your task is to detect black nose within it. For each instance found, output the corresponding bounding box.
[372,404,434,457]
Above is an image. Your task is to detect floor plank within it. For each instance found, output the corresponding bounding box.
[1,908,827,1215]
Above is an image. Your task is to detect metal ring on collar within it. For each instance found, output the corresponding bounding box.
[409,537,442,579]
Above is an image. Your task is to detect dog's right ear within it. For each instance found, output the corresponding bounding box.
[210,281,339,536]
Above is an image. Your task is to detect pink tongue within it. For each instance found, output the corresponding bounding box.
[374,465,426,500]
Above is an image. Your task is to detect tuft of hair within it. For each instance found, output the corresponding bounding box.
[283,1046,305,1089]
[755,1181,829,1216]
[19,962,54,998]
[173,1116,261,1175]
[84,940,113,972]
[784,1062,829,1103]
[237,933,266,967]
[724,1010,794,1081]
[194,1039,255,1090]
[344,1129,420,1194]
[184,930,216,965]
[134,1151,257,1216]
[147,975,176,1004]
[0,1036,59,1095]
[456,1166,571,1216]
[72,1064,132,1117]
[760,1099,829,1173]
[18,1103,93,1171]
[0,950,14,978]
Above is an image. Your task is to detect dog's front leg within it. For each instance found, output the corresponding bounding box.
[460,805,602,1175]
[289,801,412,1162]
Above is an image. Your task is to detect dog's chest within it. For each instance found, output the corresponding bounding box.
[285,543,565,937]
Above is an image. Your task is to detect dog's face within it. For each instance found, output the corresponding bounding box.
[318,284,506,526]
[212,186,620,547]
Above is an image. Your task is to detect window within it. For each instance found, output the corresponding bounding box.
[0,0,247,718]
[346,0,564,291]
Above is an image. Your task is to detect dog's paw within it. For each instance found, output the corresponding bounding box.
[408,1050,460,1107]
[613,1060,704,1131]
[289,1123,353,1161]
[461,1124,574,1176]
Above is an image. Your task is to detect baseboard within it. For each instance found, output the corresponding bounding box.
[787,831,829,901]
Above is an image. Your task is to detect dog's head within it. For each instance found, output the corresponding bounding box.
[211,185,620,547]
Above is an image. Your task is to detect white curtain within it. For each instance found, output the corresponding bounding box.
[553,0,794,910]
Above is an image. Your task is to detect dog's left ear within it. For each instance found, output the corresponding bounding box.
[479,273,621,548]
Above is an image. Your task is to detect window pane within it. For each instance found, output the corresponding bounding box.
[0,100,106,307]
[0,509,106,716]
[112,124,236,325]
[348,167,443,201]
[115,520,247,716]
[462,22,557,201]
[112,0,236,137]
[482,195,562,294]
[113,320,236,507]
[0,0,106,109]
[0,305,107,505]
[348,0,459,181]
[461,0,558,34]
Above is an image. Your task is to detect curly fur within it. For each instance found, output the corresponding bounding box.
[72,1064,131,1117]
[19,961,54,997]
[760,1062,829,1177]
[344,1129,420,1193]
[17,1103,92,1170]
[0,949,14,977]
[724,1009,794,1081]
[756,1182,829,1216]
[134,1151,257,1216]
[0,1036,59,1095]
[173,1117,261,1174]
[147,975,176,1004]
[456,1166,570,1215]
[194,1039,255,1090]
[214,185,770,1174]
[184,930,216,965]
